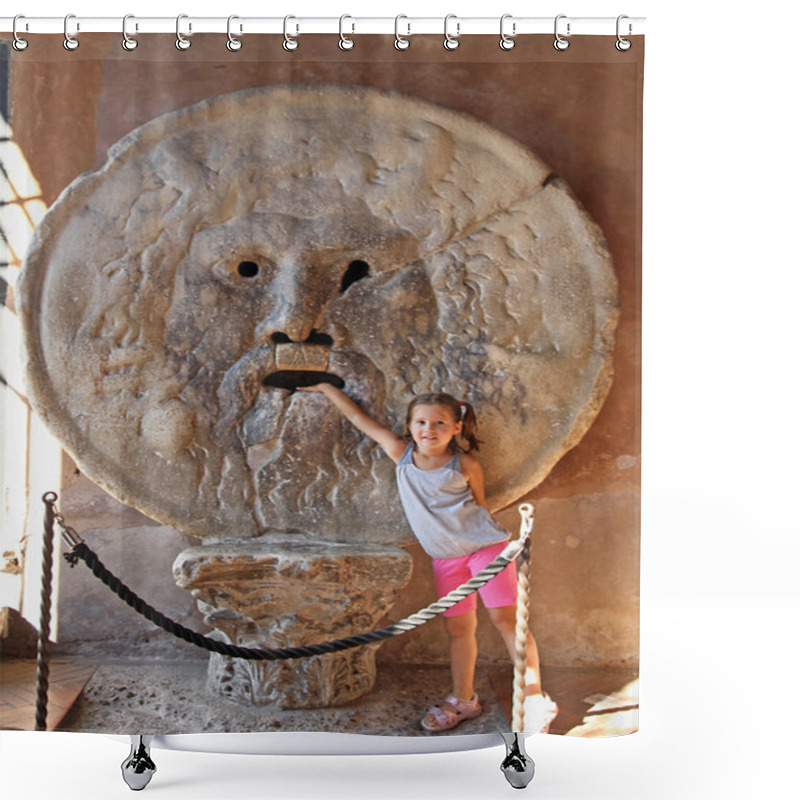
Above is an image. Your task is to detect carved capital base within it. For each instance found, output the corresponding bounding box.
[207,642,382,709]
[173,538,413,709]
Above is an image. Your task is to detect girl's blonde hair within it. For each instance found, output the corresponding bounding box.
[404,393,481,453]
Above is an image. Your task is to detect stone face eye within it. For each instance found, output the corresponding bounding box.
[340,260,370,293]
[237,261,259,278]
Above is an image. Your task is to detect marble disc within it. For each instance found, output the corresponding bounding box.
[18,85,618,542]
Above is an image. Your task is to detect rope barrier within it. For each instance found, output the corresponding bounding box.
[512,533,533,732]
[44,493,535,663]
[34,493,58,731]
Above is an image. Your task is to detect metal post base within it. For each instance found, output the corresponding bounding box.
[500,732,535,789]
[121,735,157,791]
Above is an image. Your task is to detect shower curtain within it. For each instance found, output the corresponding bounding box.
[0,27,643,740]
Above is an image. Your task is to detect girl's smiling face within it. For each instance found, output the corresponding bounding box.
[408,404,462,455]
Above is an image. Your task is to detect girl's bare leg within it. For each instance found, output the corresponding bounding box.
[486,605,542,695]
[444,610,479,700]
[422,611,482,730]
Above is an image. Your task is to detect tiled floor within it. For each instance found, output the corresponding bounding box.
[0,658,96,731]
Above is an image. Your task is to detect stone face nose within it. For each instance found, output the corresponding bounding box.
[255,260,331,345]
[256,284,318,344]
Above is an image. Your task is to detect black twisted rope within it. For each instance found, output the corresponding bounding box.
[34,493,57,731]
[48,493,532,663]
[66,541,417,660]
[64,532,528,661]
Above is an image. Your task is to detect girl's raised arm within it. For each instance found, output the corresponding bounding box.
[297,384,407,463]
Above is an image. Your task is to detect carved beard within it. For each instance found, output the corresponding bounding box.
[157,347,387,539]
[226,348,389,534]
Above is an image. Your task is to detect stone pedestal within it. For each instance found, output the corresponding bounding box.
[173,538,413,709]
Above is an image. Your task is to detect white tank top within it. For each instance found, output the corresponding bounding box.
[395,443,510,559]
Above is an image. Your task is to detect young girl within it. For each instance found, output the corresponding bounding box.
[298,383,557,733]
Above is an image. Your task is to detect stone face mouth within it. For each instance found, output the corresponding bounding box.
[261,342,345,393]
[263,370,345,392]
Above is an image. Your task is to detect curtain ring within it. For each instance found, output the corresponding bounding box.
[499,14,516,50]
[444,14,460,51]
[176,14,191,50]
[227,15,243,51]
[122,14,138,51]
[12,15,29,51]
[616,15,632,51]
[283,15,299,51]
[553,14,570,51]
[339,14,355,50]
[394,15,410,50]
[63,14,79,51]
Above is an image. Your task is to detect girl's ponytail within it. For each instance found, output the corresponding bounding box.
[459,401,481,453]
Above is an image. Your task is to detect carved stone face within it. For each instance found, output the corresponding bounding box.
[19,86,619,543]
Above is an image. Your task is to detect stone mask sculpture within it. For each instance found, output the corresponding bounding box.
[18,85,618,708]
[19,85,618,544]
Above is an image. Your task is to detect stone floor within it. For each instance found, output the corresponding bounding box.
[2,657,639,738]
[0,660,638,736]
[55,660,509,737]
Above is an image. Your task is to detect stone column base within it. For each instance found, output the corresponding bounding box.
[173,538,413,709]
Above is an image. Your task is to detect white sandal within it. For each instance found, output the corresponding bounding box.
[421,694,482,732]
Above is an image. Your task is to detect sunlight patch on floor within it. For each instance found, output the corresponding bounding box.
[564,678,639,737]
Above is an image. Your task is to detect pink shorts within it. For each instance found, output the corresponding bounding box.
[432,541,518,618]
